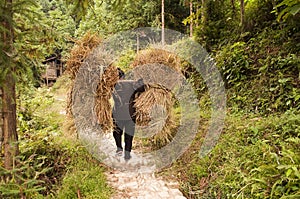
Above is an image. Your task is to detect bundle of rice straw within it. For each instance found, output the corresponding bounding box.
[132,48,181,72]
[131,48,182,147]
[94,65,119,132]
[65,32,102,116]
[65,32,102,80]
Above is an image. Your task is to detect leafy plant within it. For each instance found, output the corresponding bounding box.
[276,0,300,21]
[175,111,300,198]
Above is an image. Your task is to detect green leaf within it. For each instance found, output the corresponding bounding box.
[286,168,293,177]
[292,167,300,179]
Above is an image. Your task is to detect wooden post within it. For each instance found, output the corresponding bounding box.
[240,0,245,31]
[46,65,49,86]
[190,1,193,37]
[161,0,165,46]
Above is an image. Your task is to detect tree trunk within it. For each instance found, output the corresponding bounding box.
[161,0,165,45]
[3,73,18,169]
[190,1,193,37]
[1,0,19,170]
[240,0,245,31]
[231,0,236,14]
[195,3,199,27]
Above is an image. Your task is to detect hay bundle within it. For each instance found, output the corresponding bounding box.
[132,48,181,72]
[94,65,119,132]
[134,85,172,126]
[65,32,102,116]
[132,49,182,147]
[65,32,102,80]
[134,86,178,147]
[64,32,119,133]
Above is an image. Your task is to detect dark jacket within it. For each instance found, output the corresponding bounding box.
[112,79,145,121]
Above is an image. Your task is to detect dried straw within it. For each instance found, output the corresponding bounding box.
[94,65,119,132]
[132,48,182,147]
[132,48,181,72]
[65,32,102,80]
[65,32,102,116]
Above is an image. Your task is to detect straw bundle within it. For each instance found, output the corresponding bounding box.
[65,32,102,80]
[64,32,119,133]
[134,85,171,125]
[134,86,177,147]
[132,48,181,72]
[94,65,119,132]
[132,49,182,147]
[65,32,102,116]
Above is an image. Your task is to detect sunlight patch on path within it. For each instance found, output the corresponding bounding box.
[106,169,186,199]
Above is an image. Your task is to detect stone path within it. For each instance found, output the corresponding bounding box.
[106,168,186,199]
[96,133,185,199]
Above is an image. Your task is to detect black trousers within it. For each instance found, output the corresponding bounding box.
[113,120,135,152]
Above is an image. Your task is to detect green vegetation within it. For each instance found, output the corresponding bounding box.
[57,148,111,199]
[171,1,299,198]
[170,110,300,198]
[0,77,112,198]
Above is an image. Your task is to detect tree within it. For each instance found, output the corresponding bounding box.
[0,0,76,169]
[181,0,194,37]
[231,0,236,13]
[189,1,193,37]
[0,0,19,169]
[75,0,160,36]
[201,0,206,25]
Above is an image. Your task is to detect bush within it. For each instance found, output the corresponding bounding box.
[178,111,300,198]
[215,28,300,113]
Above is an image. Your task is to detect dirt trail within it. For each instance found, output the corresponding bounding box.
[96,133,186,199]
[106,168,186,199]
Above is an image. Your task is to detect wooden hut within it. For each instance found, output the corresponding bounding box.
[42,55,64,86]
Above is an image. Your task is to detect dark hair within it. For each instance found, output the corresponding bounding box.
[117,67,125,79]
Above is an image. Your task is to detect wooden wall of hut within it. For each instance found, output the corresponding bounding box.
[42,58,64,86]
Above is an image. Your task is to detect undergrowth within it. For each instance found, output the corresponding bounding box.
[169,110,300,199]
[0,77,112,198]
[165,24,299,198]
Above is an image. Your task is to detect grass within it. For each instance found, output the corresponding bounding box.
[161,109,300,199]
[56,145,112,199]
[0,76,113,199]
[48,76,113,199]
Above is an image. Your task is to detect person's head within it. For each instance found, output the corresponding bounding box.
[117,67,125,79]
